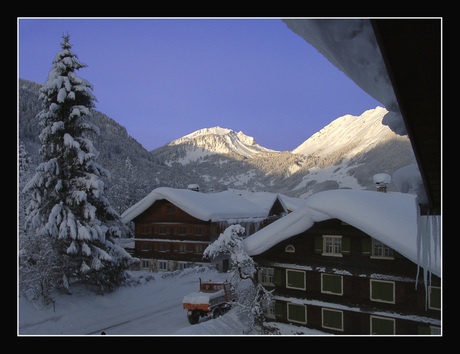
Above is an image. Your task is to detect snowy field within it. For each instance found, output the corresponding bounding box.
[18,267,326,336]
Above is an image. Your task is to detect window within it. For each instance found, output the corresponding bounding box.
[141,225,149,234]
[285,245,295,253]
[263,300,276,319]
[179,244,187,253]
[323,235,342,257]
[141,259,150,270]
[429,286,441,310]
[194,244,203,254]
[178,226,187,235]
[372,239,394,259]
[286,269,306,290]
[322,308,344,331]
[159,226,167,235]
[158,260,168,271]
[321,274,343,295]
[141,242,151,251]
[178,262,188,270]
[260,268,275,286]
[167,205,175,214]
[370,315,395,335]
[195,227,203,236]
[159,243,167,252]
[370,279,395,304]
[287,303,307,324]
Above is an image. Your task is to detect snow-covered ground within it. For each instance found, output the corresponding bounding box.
[18,267,326,336]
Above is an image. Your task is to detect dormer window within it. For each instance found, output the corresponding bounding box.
[285,245,295,253]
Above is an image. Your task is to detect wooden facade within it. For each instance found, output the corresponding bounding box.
[132,199,217,271]
[131,196,282,273]
[255,219,441,335]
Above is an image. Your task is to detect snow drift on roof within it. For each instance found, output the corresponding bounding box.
[243,189,440,276]
[121,187,269,224]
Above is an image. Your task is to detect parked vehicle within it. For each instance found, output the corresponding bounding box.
[182,279,236,324]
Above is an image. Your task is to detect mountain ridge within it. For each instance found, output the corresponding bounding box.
[19,78,416,212]
[150,106,415,197]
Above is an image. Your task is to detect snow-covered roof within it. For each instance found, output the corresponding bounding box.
[121,187,269,224]
[243,189,440,276]
[227,189,306,213]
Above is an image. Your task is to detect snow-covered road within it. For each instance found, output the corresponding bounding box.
[19,267,326,336]
[19,268,230,335]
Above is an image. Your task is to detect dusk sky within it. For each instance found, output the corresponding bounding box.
[18,18,381,152]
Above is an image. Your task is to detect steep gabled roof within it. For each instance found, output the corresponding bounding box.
[243,189,440,276]
[121,187,269,224]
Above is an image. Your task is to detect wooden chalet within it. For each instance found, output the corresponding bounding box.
[121,187,291,273]
[245,187,441,335]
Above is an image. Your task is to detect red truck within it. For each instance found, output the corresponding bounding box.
[182,279,236,324]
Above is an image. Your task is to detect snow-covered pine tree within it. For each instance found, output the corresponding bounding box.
[23,34,133,294]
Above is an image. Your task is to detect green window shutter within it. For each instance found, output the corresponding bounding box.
[287,270,305,289]
[274,268,282,286]
[322,274,343,295]
[362,237,372,256]
[342,237,351,255]
[370,280,395,303]
[314,236,323,253]
[288,303,306,324]
[274,301,284,318]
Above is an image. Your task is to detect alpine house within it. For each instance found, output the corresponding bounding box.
[121,187,289,272]
[243,187,441,335]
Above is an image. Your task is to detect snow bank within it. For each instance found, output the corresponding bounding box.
[121,187,268,224]
[243,189,440,277]
[283,19,405,135]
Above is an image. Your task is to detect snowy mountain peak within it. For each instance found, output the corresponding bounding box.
[176,126,234,142]
[164,126,276,163]
[292,106,392,158]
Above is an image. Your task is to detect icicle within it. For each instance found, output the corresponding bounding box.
[254,220,261,233]
[415,205,422,291]
[416,207,442,311]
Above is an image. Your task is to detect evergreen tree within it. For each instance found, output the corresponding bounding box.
[23,34,133,294]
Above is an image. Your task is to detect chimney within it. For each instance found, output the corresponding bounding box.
[187,184,200,192]
[373,173,391,193]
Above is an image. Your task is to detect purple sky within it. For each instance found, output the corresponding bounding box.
[18,18,381,151]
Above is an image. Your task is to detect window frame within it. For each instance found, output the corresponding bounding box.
[321,273,343,296]
[371,239,394,259]
[158,260,168,271]
[370,279,395,304]
[259,267,275,286]
[370,315,396,335]
[287,303,307,324]
[322,235,343,257]
[286,269,306,290]
[321,308,344,332]
[428,286,441,311]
